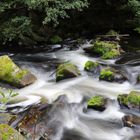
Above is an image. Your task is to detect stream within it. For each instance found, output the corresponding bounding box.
[1,39,140,140]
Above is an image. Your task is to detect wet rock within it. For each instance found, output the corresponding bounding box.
[0,124,25,140]
[56,63,81,82]
[122,114,140,128]
[84,61,100,73]
[84,41,122,59]
[0,55,37,88]
[0,113,16,124]
[99,67,126,83]
[118,91,140,111]
[130,135,140,140]
[87,95,107,111]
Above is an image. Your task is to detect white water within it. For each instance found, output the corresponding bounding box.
[7,46,140,140]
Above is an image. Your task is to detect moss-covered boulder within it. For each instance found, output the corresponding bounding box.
[84,61,100,73]
[56,63,81,81]
[118,91,140,111]
[0,124,25,140]
[122,115,140,128]
[99,68,114,82]
[99,67,126,83]
[0,55,36,88]
[87,95,107,111]
[84,41,122,59]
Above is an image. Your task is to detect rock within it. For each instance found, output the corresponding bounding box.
[118,91,140,111]
[0,113,16,124]
[130,135,140,140]
[84,41,122,59]
[0,124,25,140]
[99,67,126,83]
[84,61,100,73]
[56,63,81,81]
[122,114,140,128]
[0,55,36,88]
[87,95,107,111]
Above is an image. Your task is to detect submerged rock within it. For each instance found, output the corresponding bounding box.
[84,41,122,59]
[56,63,81,81]
[0,55,36,88]
[84,61,100,73]
[0,124,25,140]
[99,67,126,83]
[118,91,140,111]
[87,95,107,111]
[122,114,140,128]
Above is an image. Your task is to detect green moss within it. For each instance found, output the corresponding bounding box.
[99,68,114,81]
[84,61,99,71]
[0,124,24,140]
[93,41,118,55]
[0,55,29,86]
[102,49,120,59]
[88,96,105,107]
[50,35,62,44]
[118,91,140,107]
[56,63,81,81]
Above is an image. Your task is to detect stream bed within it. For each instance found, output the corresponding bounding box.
[1,40,140,140]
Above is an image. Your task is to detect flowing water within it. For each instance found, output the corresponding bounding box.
[2,40,140,140]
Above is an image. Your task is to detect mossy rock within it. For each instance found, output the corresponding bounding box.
[99,68,114,82]
[84,41,122,59]
[87,95,107,111]
[84,61,99,72]
[0,55,36,88]
[99,67,126,83]
[118,91,140,111]
[0,124,25,140]
[56,63,81,82]
[102,49,120,59]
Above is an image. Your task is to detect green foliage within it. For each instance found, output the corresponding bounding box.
[0,89,19,110]
[99,68,114,81]
[0,0,88,44]
[50,35,62,44]
[88,96,105,107]
[84,61,99,71]
[128,0,140,32]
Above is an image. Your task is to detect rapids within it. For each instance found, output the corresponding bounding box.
[2,41,140,140]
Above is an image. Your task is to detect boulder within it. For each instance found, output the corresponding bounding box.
[87,95,107,111]
[0,124,25,140]
[84,41,122,59]
[99,67,126,83]
[0,55,36,88]
[56,63,81,81]
[118,91,140,111]
[122,114,140,128]
[84,61,100,73]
